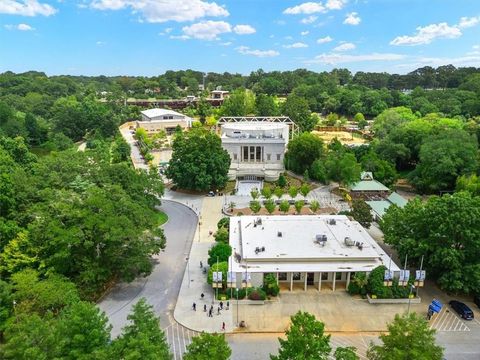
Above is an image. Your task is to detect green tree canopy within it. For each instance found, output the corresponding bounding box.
[282,95,316,132]
[367,313,443,360]
[285,133,324,174]
[271,311,331,360]
[350,200,374,228]
[166,130,231,191]
[208,243,232,267]
[184,332,232,360]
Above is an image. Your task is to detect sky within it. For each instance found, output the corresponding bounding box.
[0,0,479,76]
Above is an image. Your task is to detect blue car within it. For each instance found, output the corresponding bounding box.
[449,300,474,320]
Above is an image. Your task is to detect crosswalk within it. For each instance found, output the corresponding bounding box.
[163,322,198,360]
[328,334,372,360]
[429,308,470,332]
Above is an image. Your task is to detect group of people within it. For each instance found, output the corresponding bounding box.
[192,293,229,331]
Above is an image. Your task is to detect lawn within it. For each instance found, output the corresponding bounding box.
[156,211,169,226]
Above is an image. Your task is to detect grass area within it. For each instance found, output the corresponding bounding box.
[156,211,169,226]
[222,181,237,194]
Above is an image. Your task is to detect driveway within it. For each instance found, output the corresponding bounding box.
[97,200,198,342]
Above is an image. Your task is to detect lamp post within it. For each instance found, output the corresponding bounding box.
[186,257,190,288]
[407,284,416,315]
[236,287,239,326]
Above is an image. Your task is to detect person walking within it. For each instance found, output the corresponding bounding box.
[208,308,213,317]
[226,301,229,310]
[200,261,203,268]
[192,302,196,311]
[217,306,221,315]
[222,322,225,331]
[219,301,223,310]
[203,304,207,312]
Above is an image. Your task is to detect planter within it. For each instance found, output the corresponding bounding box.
[367,294,422,304]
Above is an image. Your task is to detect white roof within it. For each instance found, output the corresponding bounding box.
[222,122,287,131]
[229,215,399,273]
[141,108,186,119]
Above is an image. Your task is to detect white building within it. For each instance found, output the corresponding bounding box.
[227,215,400,291]
[221,122,289,181]
[137,108,193,135]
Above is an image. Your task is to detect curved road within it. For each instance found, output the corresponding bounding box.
[98,200,198,357]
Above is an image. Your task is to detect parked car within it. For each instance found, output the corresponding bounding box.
[449,300,474,320]
[474,295,480,308]
[207,191,215,197]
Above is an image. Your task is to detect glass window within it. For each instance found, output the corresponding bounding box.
[243,147,248,161]
[233,153,237,161]
[321,272,328,280]
[293,272,301,280]
[267,154,271,161]
[278,272,287,281]
[250,146,255,161]
[336,272,342,280]
[256,146,262,162]
[276,154,281,161]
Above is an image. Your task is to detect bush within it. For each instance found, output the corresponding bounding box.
[347,282,361,295]
[214,227,229,243]
[217,217,230,230]
[248,287,267,301]
[277,174,287,188]
[233,288,246,299]
[207,243,232,266]
[366,265,387,296]
[263,273,280,297]
[348,272,367,296]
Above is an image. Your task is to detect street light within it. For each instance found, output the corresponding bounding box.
[407,284,416,314]
[186,257,190,288]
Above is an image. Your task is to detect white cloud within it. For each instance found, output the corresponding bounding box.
[96,40,106,46]
[284,35,293,40]
[343,12,361,25]
[220,41,232,46]
[390,22,462,46]
[89,0,229,23]
[169,34,190,40]
[233,24,256,35]
[325,0,345,10]
[284,2,325,15]
[158,27,173,36]
[237,46,279,57]
[473,44,480,50]
[333,42,355,51]
[300,15,317,24]
[306,52,406,64]
[301,31,309,36]
[317,36,333,44]
[4,23,34,30]
[397,54,480,69]
[0,0,57,16]
[182,20,231,40]
[283,42,309,48]
[458,16,480,29]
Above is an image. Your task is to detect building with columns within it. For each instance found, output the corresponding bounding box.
[220,121,289,181]
[227,215,400,292]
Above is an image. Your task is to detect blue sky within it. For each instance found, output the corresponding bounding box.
[0,0,479,76]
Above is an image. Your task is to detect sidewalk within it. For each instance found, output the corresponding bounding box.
[173,197,235,333]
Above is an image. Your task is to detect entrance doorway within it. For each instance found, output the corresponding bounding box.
[307,272,314,285]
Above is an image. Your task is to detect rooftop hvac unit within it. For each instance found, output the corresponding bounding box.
[344,237,355,246]
[277,231,282,237]
[315,234,327,246]
[328,219,336,225]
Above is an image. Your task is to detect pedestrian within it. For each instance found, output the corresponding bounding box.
[222,322,225,331]
[192,302,196,311]
[209,309,213,317]
[203,304,207,312]
[217,306,221,315]
[219,301,223,309]
[226,301,230,310]
[201,293,204,300]
[200,261,203,268]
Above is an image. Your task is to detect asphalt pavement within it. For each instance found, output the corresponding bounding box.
[97,200,199,359]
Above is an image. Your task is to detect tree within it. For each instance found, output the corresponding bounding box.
[166,130,231,191]
[111,136,131,163]
[325,152,361,186]
[279,200,290,214]
[214,227,229,243]
[207,262,228,287]
[265,199,276,214]
[409,129,478,193]
[288,186,298,199]
[220,89,255,116]
[350,200,373,228]
[256,94,279,116]
[274,187,285,200]
[456,174,480,196]
[381,192,480,294]
[111,298,171,360]
[184,332,231,360]
[310,200,320,214]
[271,311,331,360]
[285,133,324,174]
[282,95,316,132]
[56,301,111,360]
[300,183,310,198]
[294,200,305,214]
[335,347,359,360]
[250,200,261,214]
[251,187,260,200]
[208,243,232,266]
[261,186,273,199]
[367,313,443,360]
[278,174,287,188]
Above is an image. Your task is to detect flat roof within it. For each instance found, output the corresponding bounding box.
[221,122,288,131]
[229,215,400,273]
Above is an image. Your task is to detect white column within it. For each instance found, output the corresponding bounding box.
[332,272,336,292]
[346,272,351,289]
[276,272,279,284]
[318,272,322,291]
[304,273,307,291]
[290,273,293,291]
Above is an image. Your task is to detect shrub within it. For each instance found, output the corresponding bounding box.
[366,265,387,296]
[217,217,230,230]
[348,272,367,296]
[214,227,229,243]
[263,273,280,297]
[248,287,267,301]
[277,174,287,188]
[233,288,246,299]
[207,243,232,266]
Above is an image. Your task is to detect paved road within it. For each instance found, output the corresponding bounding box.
[98,200,198,358]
